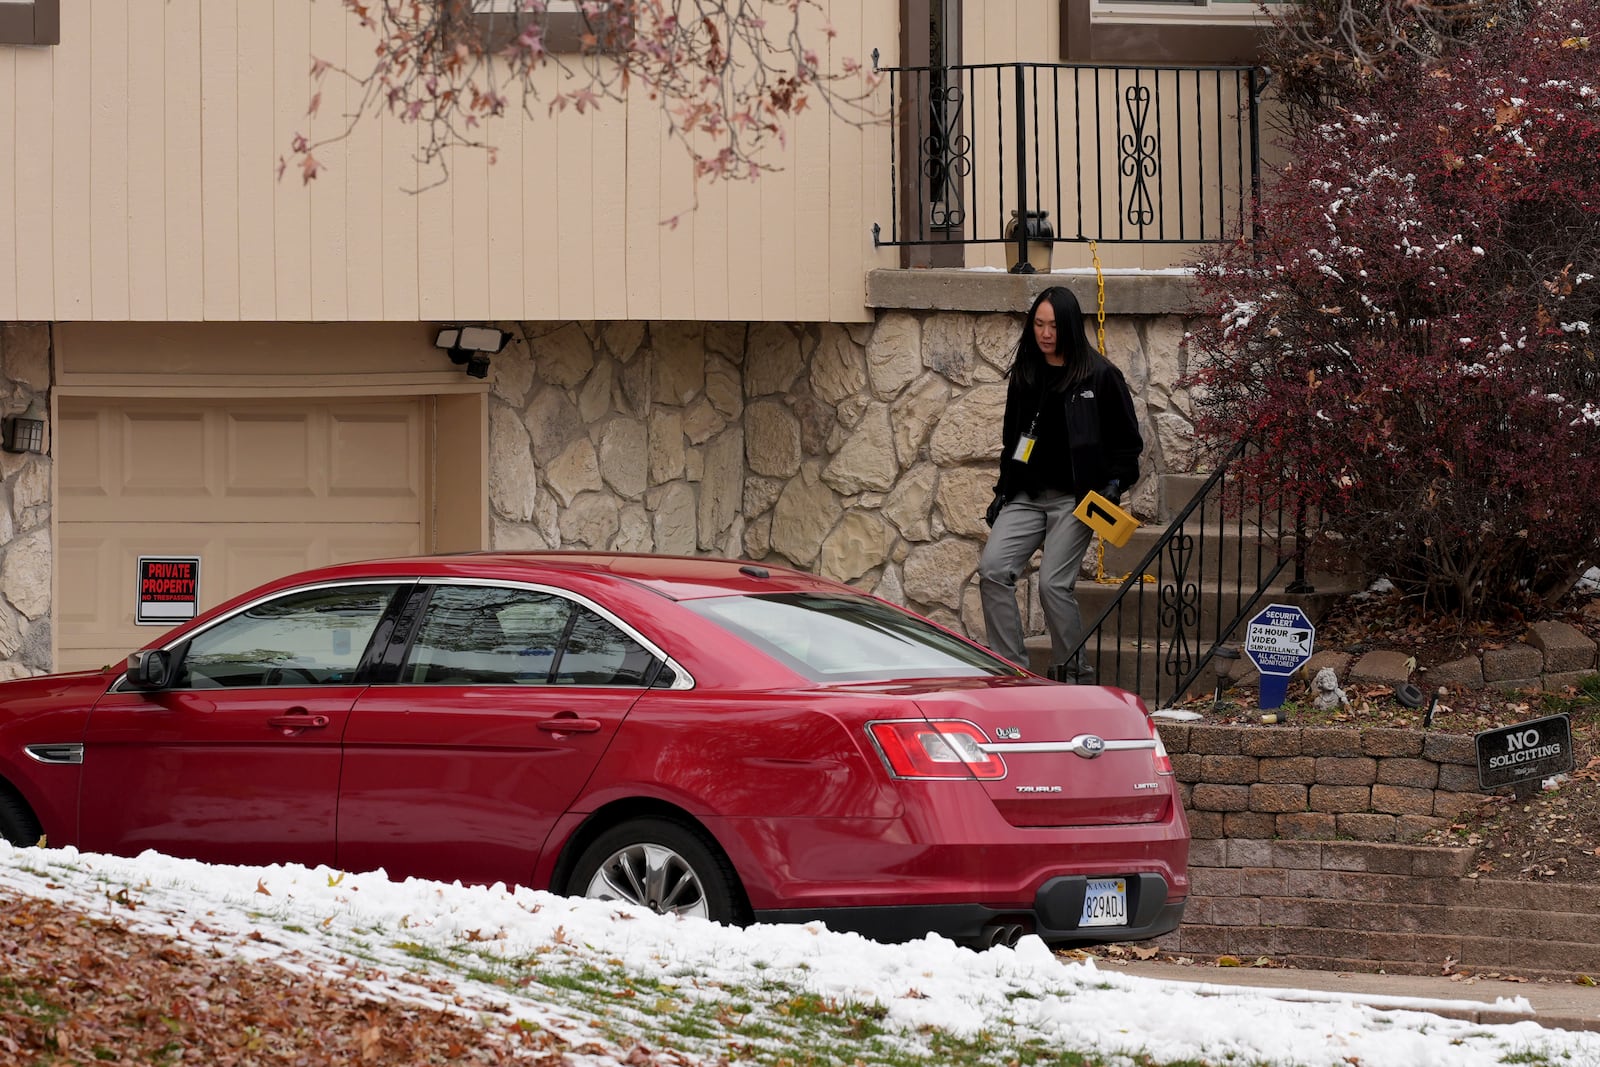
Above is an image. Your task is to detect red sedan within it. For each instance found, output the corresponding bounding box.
[0,553,1187,949]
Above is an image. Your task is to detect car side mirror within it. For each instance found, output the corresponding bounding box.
[125,649,172,690]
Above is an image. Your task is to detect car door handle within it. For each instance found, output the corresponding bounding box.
[537,716,603,734]
[267,712,330,730]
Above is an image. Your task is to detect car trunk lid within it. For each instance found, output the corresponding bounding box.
[892,678,1172,828]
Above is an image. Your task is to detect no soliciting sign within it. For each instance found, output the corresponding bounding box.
[137,556,201,625]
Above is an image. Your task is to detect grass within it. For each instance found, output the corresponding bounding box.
[5,848,1598,1067]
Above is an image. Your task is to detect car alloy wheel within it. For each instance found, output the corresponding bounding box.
[570,817,745,925]
[585,842,709,918]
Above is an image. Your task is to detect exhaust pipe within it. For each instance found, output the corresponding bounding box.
[977,923,1026,949]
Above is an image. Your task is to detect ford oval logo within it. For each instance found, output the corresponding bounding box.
[1082,735,1105,753]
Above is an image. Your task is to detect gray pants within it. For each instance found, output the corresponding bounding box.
[978,489,1096,678]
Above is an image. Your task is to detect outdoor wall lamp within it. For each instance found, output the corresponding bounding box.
[2,397,47,454]
[435,325,512,379]
[1005,209,1055,274]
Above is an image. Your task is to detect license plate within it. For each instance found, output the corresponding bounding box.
[1080,878,1128,927]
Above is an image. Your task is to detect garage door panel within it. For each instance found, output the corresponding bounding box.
[122,411,210,495]
[57,409,110,498]
[57,537,117,631]
[226,412,315,494]
[329,409,423,497]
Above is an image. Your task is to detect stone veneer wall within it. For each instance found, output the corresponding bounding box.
[485,306,1197,645]
[0,325,52,681]
[0,287,1200,676]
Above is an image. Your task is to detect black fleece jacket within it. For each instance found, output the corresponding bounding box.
[994,352,1143,501]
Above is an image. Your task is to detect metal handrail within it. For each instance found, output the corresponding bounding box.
[872,57,1265,255]
[1056,441,1314,708]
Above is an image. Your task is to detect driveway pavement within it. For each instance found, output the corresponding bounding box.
[1089,958,1600,1034]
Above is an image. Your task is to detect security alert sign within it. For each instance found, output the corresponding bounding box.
[137,556,201,625]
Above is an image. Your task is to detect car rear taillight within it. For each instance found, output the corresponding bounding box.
[1150,719,1174,775]
[867,720,1007,780]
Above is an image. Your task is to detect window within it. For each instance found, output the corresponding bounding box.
[687,593,1023,683]
[177,584,401,689]
[472,0,625,55]
[1061,0,1270,62]
[0,0,60,46]
[404,585,655,687]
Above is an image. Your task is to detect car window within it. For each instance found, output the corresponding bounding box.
[685,593,1024,682]
[404,585,569,685]
[177,584,400,689]
[402,585,655,687]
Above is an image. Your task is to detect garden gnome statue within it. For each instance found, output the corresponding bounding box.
[1310,666,1351,711]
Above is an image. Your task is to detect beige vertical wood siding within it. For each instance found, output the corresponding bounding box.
[0,0,896,324]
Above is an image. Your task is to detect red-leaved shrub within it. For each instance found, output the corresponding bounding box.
[1185,0,1600,619]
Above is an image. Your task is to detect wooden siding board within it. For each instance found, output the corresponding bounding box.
[51,0,91,318]
[725,171,762,321]
[791,4,830,322]
[380,113,421,321]
[308,0,347,320]
[837,0,890,323]
[554,96,596,321]
[449,132,493,322]
[519,96,559,321]
[652,107,692,323]
[126,0,168,320]
[0,49,16,318]
[485,87,526,321]
[199,0,240,319]
[89,0,130,320]
[238,0,278,320]
[341,10,384,321]
[272,0,312,320]
[692,147,730,322]
[588,101,627,321]
[415,176,452,322]
[623,90,663,323]
[162,3,202,319]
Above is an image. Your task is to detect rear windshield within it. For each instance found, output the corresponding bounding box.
[685,593,1023,682]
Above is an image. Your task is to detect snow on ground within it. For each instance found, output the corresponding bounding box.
[3,842,1596,1067]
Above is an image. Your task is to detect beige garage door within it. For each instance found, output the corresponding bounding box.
[56,396,429,672]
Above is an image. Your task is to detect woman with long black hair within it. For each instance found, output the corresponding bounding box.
[978,286,1144,682]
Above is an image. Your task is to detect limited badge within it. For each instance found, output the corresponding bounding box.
[1012,432,1037,463]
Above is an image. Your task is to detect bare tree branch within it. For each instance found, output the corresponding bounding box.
[280,0,882,193]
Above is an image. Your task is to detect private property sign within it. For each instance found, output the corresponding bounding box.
[1475,714,1573,791]
[136,556,201,625]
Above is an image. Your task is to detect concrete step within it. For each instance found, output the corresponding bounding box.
[1095,522,1342,586]
[1024,577,1360,704]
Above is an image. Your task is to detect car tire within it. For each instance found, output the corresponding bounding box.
[569,817,746,926]
[0,789,43,847]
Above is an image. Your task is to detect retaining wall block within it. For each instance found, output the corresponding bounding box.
[1258,756,1315,783]
[1222,811,1277,838]
[1360,728,1424,757]
[1275,812,1337,839]
[1375,757,1440,789]
[1239,731,1303,757]
[1314,755,1378,786]
[1249,783,1308,812]
[1334,812,1397,841]
[1308,784,1374,813]
[1200,754,1261,785]
[1300,727,1362,756]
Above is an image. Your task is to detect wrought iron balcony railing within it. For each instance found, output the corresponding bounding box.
[872,57,1266,262]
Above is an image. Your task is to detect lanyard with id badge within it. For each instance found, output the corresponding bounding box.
[1013,410,1042,464]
